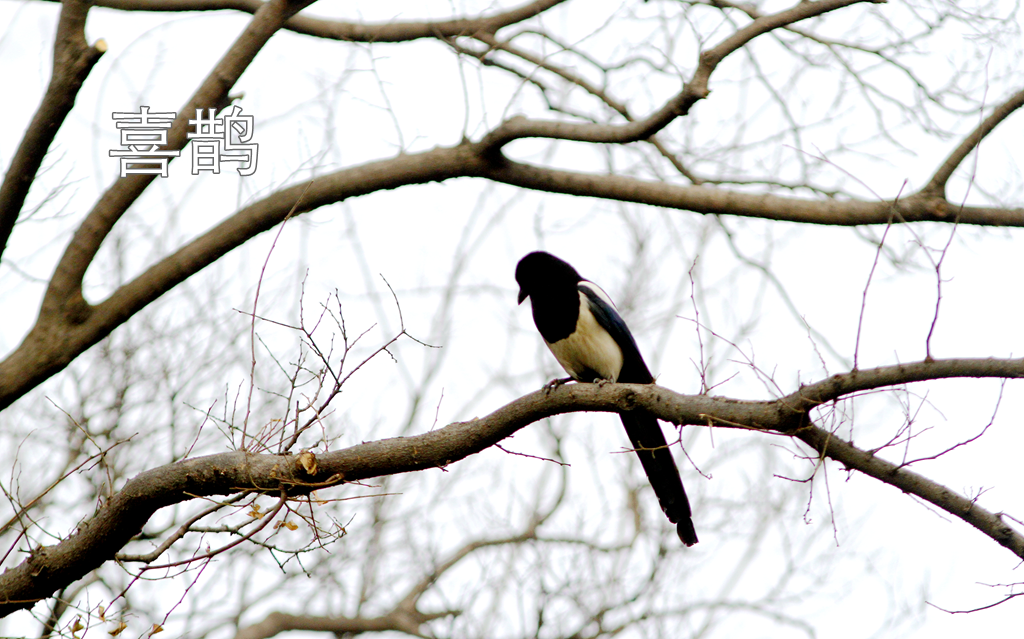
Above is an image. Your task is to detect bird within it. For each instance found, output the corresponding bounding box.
[515,251,698,546]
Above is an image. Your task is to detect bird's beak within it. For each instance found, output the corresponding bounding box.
[517,289,527,305]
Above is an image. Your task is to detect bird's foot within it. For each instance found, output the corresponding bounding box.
[544,376,574,394]
[595,377,614,388]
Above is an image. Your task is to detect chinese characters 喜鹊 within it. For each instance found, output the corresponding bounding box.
[108,106,258,178]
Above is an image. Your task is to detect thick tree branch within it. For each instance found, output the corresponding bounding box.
[1,355,1021,615]
[0,0,104,262]
[480,157,1024,226]
[39,0,568,42]
[923,86,1024,196]
[784,357,1024,410]
[793,425,1023,559]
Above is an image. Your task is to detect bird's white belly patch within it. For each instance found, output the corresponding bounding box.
[546,292,623,382]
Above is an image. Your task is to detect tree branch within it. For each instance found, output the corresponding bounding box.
[232,607,460,639]
[923,86,1024,196]
[0,0,104,262]
[463,31,704,183]
[2,355,1021,615]
[232,528,553,638]
[479,157,1024,226]
[794,424,1023,559]
[784,357,1024,409]
[35,0,568,42]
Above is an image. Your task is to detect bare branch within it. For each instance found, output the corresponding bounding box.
[480,157,1024,226]
[785,358,1024,409]
[0,0,104,261]
[479,0,879,151]
[793,425,1023,560]
[924,86,1024,196]
[35,0,568,42]
[232,607,459,639]
[113,493,249,563]
[233,529,555,639]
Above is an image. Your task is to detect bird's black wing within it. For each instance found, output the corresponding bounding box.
[578,282,653,384]
[579,283,699,546]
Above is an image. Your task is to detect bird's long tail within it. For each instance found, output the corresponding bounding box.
[620,412,698,546]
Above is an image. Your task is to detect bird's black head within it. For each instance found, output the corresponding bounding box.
[515,251,583,304]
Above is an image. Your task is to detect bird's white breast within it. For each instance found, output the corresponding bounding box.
[546,290,623,382]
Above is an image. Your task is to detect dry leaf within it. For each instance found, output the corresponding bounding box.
[298,450,317,475]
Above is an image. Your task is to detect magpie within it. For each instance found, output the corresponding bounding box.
[515,251,698,546]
